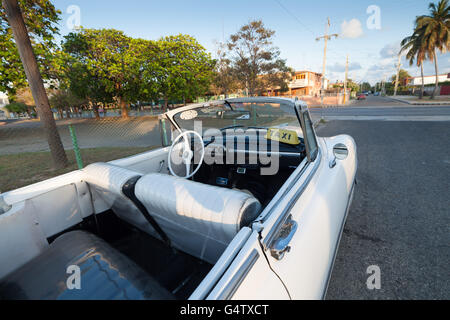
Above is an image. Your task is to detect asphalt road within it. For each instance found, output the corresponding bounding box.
[319,120,449,299]
[310,96,450,121]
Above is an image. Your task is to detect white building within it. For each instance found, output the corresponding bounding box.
[0,92,10,119]
[406,73,450,86]
[0,92,8,106]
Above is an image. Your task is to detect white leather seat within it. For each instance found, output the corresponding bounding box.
[82,163,262,264]
[81,163,146,229]
[134,173,261,263]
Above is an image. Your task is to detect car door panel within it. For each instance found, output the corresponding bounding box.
[206,232,290,300]
[262,136,357,299]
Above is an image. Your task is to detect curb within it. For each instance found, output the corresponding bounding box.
[308,104,352,109]
[387,97,450,106]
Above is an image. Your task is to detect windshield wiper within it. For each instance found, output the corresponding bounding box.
[220,125,245,131]
[247,126,267,130]
[220,125,269,131]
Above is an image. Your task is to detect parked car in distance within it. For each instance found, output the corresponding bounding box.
[374,92,380,96]
[357,93,367,100]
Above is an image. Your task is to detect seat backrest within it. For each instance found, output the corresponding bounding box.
[81,163,151,232]
[134,173,261,263]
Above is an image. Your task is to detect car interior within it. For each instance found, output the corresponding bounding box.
[0,106,309,300]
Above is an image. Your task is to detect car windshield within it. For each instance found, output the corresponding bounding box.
[172,101,302,133]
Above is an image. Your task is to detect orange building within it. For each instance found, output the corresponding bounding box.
[265,71,325,97]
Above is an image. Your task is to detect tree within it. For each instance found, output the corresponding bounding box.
[2,0,68,169]
[152,34,215,110]
[63,29,139,118]
[401,30,428,99]
[227,20,291,96]
[60,35,113,119]
[4,101,27,114]
[211,42,238,97]
[0,0,61,96]
[390,69,411,86]
[361,82,372,92]
[346,79,360,93]
[415,0,450,99]
[49,89,87,119]
[9,87,36,117]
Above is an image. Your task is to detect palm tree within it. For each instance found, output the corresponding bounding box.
[415,0,450,99]
[400,29,427,99]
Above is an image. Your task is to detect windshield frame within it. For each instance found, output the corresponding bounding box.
[163,97,319,161]
[166,97,303,133]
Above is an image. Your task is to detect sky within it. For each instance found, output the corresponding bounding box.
[52,0,450,85]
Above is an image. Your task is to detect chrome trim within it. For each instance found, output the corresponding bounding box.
[0,196,11,215]
[230,149,304,157]
[215,249,260,300]
[262,148,322,250]
[321,179,356,300]
[227,97,300,105]
[189,228,252,300]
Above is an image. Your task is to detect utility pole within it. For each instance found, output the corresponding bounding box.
[2,0,68,169]
[344,54,349,104]
[394,54,402,96]
[316,18,338,107]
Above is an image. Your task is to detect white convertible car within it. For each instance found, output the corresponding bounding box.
[0,97,357,300]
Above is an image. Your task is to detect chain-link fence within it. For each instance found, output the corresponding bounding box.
[0,114,166,192]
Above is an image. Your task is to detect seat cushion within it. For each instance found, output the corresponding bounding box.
[0,231,174,300]
[134,173,261,263]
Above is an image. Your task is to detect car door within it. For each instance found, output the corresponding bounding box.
[204,230,290,300]
[258,103,357,299]
[196,102,356,300]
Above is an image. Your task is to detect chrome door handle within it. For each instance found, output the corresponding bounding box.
[329,157,337,168]
[270,215,298,260]
[158,160,165,173]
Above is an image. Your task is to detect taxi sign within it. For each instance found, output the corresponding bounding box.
[265,128,300,145]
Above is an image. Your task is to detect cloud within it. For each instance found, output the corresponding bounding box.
[380,42,401,59]
[329,62,362,72]
[361,42,402,83]
[404,53,450,76]
[340,19,364,39]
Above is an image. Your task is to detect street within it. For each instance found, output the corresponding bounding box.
[310,95,450,121]
[319,120,449,299]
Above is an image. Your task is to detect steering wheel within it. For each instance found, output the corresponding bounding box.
[168,130,205,179]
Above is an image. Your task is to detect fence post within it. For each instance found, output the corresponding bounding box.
[159,117,170,147]
[69,124,83,169]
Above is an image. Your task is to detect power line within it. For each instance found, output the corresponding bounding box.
[273,0,316,37]
[316,18,338,105]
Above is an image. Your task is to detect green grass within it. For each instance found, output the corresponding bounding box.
[0,146,154,192]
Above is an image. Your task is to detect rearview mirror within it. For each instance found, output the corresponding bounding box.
[216,110,251,120]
